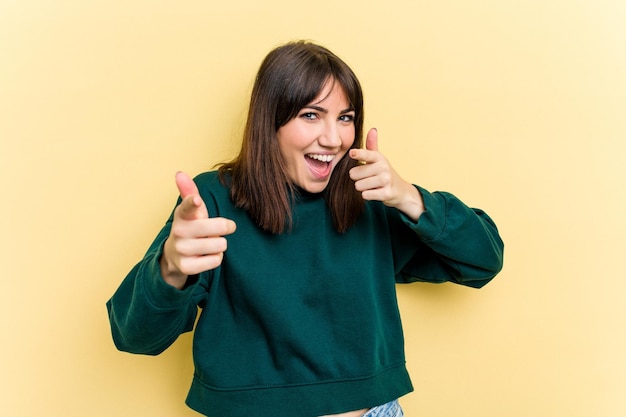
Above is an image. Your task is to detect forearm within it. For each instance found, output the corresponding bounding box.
[395,186,504,287]
[418,187,504,283]
[107,248,198,355]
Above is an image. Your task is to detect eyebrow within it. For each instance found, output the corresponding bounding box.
[302,105,355,114]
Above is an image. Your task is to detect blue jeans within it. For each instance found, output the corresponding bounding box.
[361,400,403,417]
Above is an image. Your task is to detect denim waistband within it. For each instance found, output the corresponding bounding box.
[361,400,403,417]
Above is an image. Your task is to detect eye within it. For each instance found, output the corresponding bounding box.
[339,114,355,123]
[300,112,318,121]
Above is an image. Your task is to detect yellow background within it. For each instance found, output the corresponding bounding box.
[2,1,625,416]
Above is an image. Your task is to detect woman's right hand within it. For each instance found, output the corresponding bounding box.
[160,172,237,289]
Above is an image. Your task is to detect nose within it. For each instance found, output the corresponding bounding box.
[318,122,342,148]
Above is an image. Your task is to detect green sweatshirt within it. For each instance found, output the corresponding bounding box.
[107,171,503,417]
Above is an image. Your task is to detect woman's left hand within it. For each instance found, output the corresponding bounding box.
[349,128,425,222]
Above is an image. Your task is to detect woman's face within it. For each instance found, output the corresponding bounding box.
[276,81,355,193]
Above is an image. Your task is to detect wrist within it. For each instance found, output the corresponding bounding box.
[159,241,188,290]
[393,183,425,222]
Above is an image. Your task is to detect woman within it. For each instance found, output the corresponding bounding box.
[107,41,504,417]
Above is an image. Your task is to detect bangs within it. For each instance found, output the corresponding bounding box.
[274,67,329,129]
[273,49,361,130]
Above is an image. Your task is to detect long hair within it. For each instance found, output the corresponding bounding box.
[218,41,365,234]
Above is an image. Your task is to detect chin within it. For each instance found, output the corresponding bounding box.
[299,179,331,194]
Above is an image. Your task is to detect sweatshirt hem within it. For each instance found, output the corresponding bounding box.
[185,363,413,417]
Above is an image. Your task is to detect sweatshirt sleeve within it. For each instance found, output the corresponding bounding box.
[393,186,504,288]
[106,222,201,355]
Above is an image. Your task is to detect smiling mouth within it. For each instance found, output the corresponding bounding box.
[306,153,335,163]
[305,153,335,179]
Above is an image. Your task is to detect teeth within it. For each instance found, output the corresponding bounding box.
[307,154,334,163]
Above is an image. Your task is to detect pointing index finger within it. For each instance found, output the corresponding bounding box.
[176,171,200,198]
[175,171,209,220]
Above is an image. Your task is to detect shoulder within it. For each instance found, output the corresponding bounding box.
[192,170,236,214]
[192,170,229,192]
[193,170,221,185]
[191,170,229,200]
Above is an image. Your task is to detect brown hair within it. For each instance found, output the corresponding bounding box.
[218,41,365,234]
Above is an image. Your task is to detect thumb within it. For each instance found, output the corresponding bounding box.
[365,128,378,152]
[175,171,209,220]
